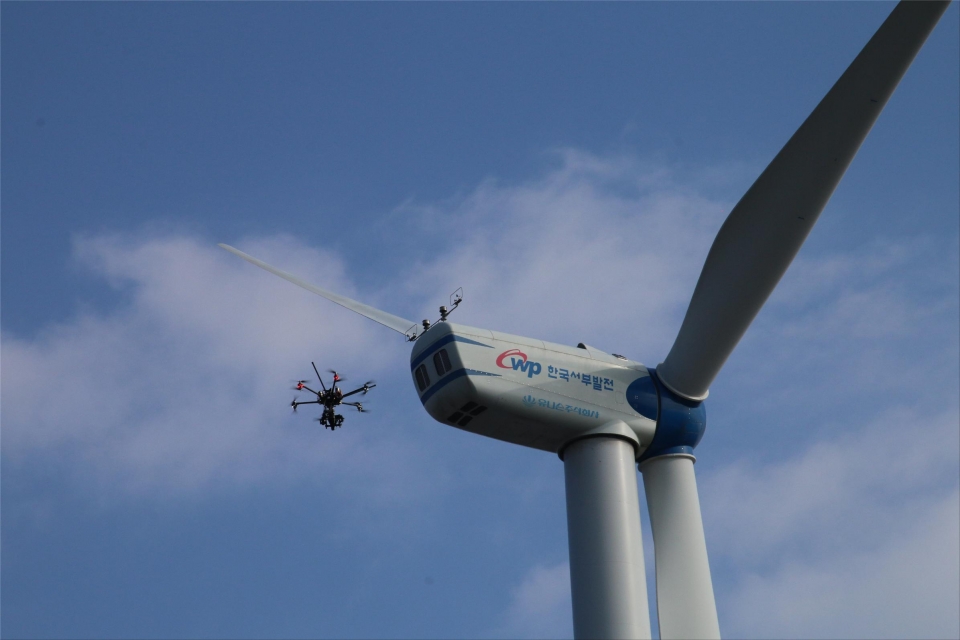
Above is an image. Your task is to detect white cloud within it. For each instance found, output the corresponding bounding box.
[2,150,731,496]
[492,562,573,640]
[2,149,957,638]
[700,406,959,638]
[715,485,959,639]
[693,225,960,637]
[702,408,959,567]
[391,149,731,363]
[1,234,420,497]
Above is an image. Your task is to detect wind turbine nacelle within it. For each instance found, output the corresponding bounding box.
[409,322,706,459]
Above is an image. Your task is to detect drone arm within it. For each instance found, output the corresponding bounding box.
[340,387,367,399]
[218,244,415,335]
[311,362,327,391]
[657,0,949,401]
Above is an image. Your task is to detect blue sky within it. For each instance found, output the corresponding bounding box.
[2,3,958,639]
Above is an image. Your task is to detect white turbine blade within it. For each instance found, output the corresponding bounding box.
[657,1,949,401]
[640,455,719,640]
[218,244,415,335]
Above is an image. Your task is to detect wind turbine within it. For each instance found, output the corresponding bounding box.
[221,2,950,638]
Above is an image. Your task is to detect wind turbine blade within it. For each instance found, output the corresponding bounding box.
[640,454,719,640]
[657,0,949,401]
[218,244,415,335]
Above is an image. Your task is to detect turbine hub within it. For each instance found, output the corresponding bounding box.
[628,369,707,462]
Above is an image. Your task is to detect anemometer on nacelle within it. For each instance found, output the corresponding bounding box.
[404,287,463,342]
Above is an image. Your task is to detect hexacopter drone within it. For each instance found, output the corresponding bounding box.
[290,362,375,429]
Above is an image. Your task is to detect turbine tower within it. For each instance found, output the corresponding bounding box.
[221,3,949,637]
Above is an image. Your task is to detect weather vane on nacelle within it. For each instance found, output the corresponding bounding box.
[405,287,463,342]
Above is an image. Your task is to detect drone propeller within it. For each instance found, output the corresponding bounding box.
[291,398,298,413]
[343,401,369,413]
[328,369,343,383]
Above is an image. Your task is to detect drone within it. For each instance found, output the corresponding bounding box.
[291,362,375,430]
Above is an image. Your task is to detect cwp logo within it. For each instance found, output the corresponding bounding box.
[496,349,542,378]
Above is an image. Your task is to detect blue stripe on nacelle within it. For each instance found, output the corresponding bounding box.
[410,333,494,371]
[418,367,500,404]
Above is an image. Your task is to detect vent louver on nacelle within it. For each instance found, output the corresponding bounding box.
[448,402,488,427]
